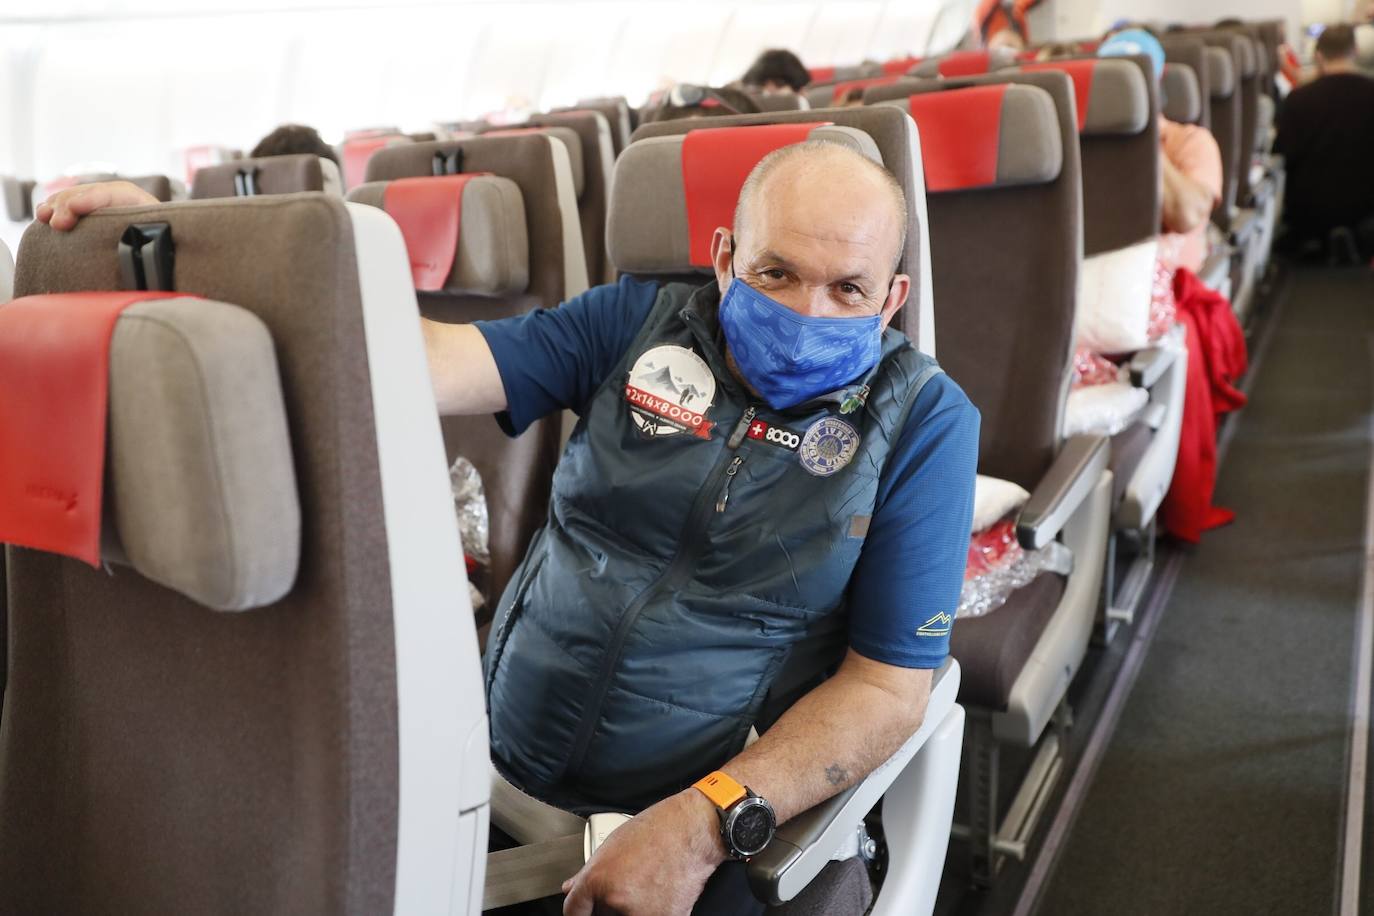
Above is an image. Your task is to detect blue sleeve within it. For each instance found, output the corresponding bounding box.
[846,372,980,669]
[473,275,660,436]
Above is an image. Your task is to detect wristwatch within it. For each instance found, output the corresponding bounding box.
[692,771,776,860]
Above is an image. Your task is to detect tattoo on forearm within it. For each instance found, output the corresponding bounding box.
[825,764,848,787]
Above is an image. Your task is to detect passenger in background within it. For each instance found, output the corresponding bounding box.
[740,49,810,95]
[640,85,760,123]
[1275,24,1374,255]
[1103,28,1222,275]
[249,123,340,166]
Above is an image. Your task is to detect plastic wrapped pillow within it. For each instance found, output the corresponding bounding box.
[1063,381,1149,437]
[972,475,1031,534]
[1072,346,1124,388]
[958,519,1074,619]
[450,455,490,564]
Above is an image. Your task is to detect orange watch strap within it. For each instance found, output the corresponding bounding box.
[693,771,748,810]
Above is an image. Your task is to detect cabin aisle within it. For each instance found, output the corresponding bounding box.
[1037,266,1374,915]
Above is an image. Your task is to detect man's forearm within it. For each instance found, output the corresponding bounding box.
[1161,156,1214,234]
[707,650,933,826]
[422,318,509,416]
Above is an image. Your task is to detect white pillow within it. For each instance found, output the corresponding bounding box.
[973,475,1031,534]
[1064,381,1149,437]
[1076,238,1157,354]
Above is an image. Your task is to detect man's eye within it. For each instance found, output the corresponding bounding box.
[839,283,862,296]
[763,268,787,281]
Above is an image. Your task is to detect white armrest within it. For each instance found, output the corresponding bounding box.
[746,659,962,906]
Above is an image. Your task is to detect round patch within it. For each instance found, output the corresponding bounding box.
[624,345,718,439]
[798,417,860,477]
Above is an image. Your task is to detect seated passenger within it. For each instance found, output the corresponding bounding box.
[1274,24,1374,253]
[250,123,340,167]
[741,49,811,95]
[41,141,978,915]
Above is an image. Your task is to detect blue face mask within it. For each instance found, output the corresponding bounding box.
[717,277,883,411]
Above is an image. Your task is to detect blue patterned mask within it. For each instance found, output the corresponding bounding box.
[718,278,882,410]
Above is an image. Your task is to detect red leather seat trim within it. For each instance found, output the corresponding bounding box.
[680,122,828,267]
[382,174,483,291]
[0,291,185,566]
[342,135,399,190]
[938,50,993,77]
[907,85,1008,192]
[1022,59,1098,132]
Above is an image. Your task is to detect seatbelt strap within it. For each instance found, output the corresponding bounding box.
[490,764,589,845]
[483,834,585,910]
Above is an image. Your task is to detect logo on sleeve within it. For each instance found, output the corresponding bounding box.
[798,417,860,477]
[745,419,801,451]
[624,345,717,440]
[917,612,953,638]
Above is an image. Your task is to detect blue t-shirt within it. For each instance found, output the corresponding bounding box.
[475,275,979,669]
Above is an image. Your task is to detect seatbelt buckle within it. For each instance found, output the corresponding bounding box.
[583,813,633,861]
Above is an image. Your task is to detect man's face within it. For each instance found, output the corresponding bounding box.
[760,79,796,95]
[710,162,910,334]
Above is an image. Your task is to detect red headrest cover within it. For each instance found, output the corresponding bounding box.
[907,85,1009,192]
[382,174,487,291]
[680,122,829,267]
[342,134,401,190]
[1021,59,1097,132]
[938,50,993,77]
[0,291,187,566]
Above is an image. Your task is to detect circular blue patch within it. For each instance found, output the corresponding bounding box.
[798,417,860,477]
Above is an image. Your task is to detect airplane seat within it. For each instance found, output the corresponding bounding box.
[476,109,964,915]
[802,66,889,108]
[3,177,36,221]
[1162,62,1203,126]
[357,132,588,626]
[526,112,618,284]
[745,90,812,112]
[190,153,344,198]
[870,69,1111,884]
[557,97,634,157]
[0,193,486,913]
[908,48,1016,79]
[340,132,414,191]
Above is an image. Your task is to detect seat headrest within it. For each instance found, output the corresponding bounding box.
[911,48,1017,79]
[191,154,332,199]
[1206,46,1236,98]
[745,91,811,112]
[348,174,529,296]
[341,134,413,190]
[4,177,36,221]
[608,123,882,274]
[0,293,299,611]
[484,126,585,199]
[882,84,1062,193]
[0,240,11,302]
[1021,58,1150,135]
[1162,63,1203,124]
[821,74,904,106]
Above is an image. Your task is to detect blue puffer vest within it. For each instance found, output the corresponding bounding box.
[485,280,941,813]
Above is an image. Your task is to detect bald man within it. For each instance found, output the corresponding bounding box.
[39,142,978,915]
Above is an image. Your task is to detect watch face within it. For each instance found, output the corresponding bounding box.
[730,800,775,857]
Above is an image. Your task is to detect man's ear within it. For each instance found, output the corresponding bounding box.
[709,227,734,295]
[879,273,911,333]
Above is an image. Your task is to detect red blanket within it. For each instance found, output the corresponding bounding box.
[1159,268,1249,543]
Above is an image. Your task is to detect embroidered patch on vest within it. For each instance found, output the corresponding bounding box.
[745,419,802,451]
[798,417,860,477]
[625,345,717,439]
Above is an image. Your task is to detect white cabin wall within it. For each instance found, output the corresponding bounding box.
[1028,0,1311,46]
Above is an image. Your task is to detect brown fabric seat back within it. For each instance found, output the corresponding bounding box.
[1200,42,1241,226]
[364,134,586,608]
[530,110,618,284]
[1193,31,1258,210]
[558,96,634,156]
[1162,63,1204,126]
[0,195,402,914]
[191,153,328,198]
[881,72,1082,490]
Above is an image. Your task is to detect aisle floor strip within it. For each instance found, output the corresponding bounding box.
[1014,277,1290,916]
[1337,337,1374,916]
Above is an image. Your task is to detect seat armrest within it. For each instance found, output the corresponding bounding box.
[1015,434,1109,550]
[1200,246,1231,292]
[1230,208,1260,246]
[1128,345,1176,389]
[746,660,961,906]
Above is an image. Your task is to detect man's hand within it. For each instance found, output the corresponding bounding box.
[561,789,726,916]
[35,181,158,232]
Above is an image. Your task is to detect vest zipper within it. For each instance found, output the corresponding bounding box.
[561,405,759,780]
[716,456,745,513]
